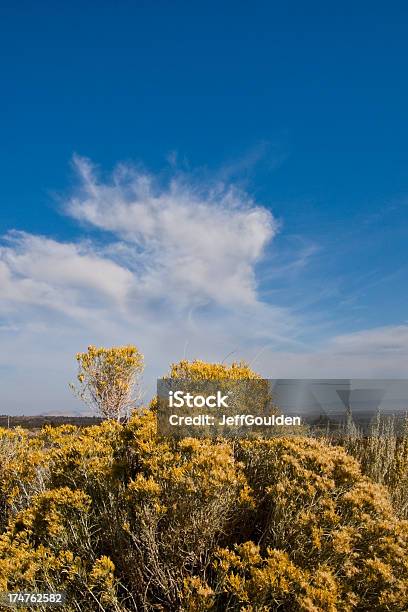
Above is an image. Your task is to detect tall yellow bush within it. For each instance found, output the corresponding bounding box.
[71,345,144,421]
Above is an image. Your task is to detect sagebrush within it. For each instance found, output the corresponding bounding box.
[0,359,407,611]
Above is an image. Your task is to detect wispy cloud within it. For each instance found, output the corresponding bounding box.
[0,156,294,412]
[0,156,406,414]
[67,155,279,308]
[0,231,134,317]
[252,325,408,378]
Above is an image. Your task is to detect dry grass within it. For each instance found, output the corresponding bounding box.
[328,412,408,519]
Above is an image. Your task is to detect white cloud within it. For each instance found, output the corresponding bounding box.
[0,156,406,414]
[329,325,408,354]
[252,325,408,378]
[67,155,277,308]
[0,231,134,319]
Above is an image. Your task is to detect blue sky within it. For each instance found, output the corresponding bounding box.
[1,1,408,413]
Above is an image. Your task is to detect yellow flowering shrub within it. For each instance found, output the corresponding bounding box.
[224,437,408,610]
[0,427,51,529]
[71,345,144,421]
[119,410,246,608]
[0,357,407,610]
[168,359,262,380]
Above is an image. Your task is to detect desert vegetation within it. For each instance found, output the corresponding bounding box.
[0,349,407,611]
[71,345,144,422]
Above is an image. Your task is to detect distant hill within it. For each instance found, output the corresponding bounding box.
[0,415,104,429]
